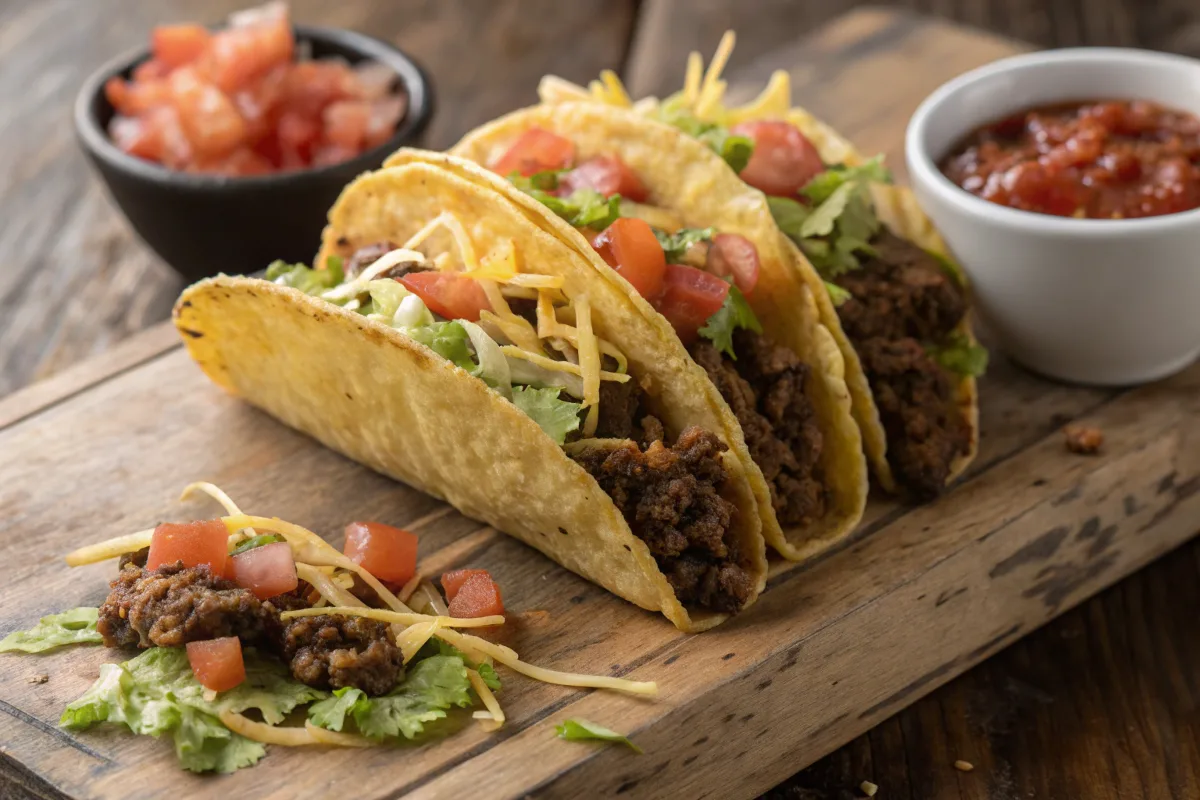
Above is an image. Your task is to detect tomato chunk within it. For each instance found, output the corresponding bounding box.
[591,217,667,300]
[199,4,294,93]
[323,100,372,149]
[343,521,418,585]
[560,156,648,202]
[230,542,297,599]
[440,569,491,602]
[146,519,229,574]
[731,120,825,197]
[186,637,246,692]
[152,24,211,69]
[490,127,576,177]
[447,572,505,619]
[655,264,731,343]
[168,67,246,157]
[398,272,490,322]
[705,233,761,296]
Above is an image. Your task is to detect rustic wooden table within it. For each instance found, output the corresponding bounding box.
[2,3,1197,799]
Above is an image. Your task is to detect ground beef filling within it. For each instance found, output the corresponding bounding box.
[834,229,971,497]
[343,240,433,280]
[571,427,753,614]
[98,561,404,695]
[690,330,826,528]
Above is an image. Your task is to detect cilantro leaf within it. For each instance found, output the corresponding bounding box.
[926,333,989,378]
[266,258,344,295]
[476,662,502,692]
[555,718,642,753]
[824,281,852,307]
[308,655,474,740]
[0,607,102,653]
[698,286,763,359]
[229,534,285,556]
[653,227,715,262]
[407,321,477,371]
[511,386,582,445]
[509,172,621,231]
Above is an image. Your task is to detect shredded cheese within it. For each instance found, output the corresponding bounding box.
[467,669,505,731]
[179,482,245,517]
[304,721,374,748]
[219,711,319,746]
[319,249,428,302]
[279,606,505,629]
[696,30,735,119]
[396,618,442,663]
[295,564,364,608]
[500,347,629,383]
[397,573,422,604]
[400,212,480,274]
[683,51,704,106]
[599,69,632,107]
[725,69,792,125]
[413,582,450,617]
[64,529,154,566]
[575,296,601,436]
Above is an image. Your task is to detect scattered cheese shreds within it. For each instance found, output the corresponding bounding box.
[683,51,703,105]
[64,529,154,566]
[954,760,975,772]
[397,619,442,663]
[599,69,632,107]
[500,346,630,383]
[397,572,422,604]
[468,668,505,731]
[179,482,245,517]
[295,564,365,609]
[304,720,374,748]
[219,711,318,746]
[279,606,505,629]
[860,780,878,797]
[726,69,792,125]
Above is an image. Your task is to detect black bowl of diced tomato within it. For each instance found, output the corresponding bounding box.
[73,6,433,283]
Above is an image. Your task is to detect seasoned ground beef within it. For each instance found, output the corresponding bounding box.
[856,338,970,499]
[832,229,971,497]
[279,614,404,696]
[690,330,826,528]
[571,426,753,613]
[98,562,273,649]
[343,240,432,280]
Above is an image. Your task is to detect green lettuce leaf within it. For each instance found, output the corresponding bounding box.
[0,607,102,653]
[926,333,989,378]
[266,257,345,295]
[229,534,285,557]
[61,647,324,773]
[476,662,502,692]
[511,386,582,445]
[824,281,852,307]
[698,285,762,359]
[554,718,642,753]
[654,104,754,173]
[414,638,501,691]
[308,655,474,740]
[509,173,621,231]
[407,321,477,371]
[653,227,715,263]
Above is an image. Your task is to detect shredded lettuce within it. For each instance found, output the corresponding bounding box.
[459,320,512,398]
[0,608,102,653]
[407,321,477,371]
[266,257,345,295]
[366,280,433,330]
[654,103,753,173]
[509,172,621,230]
[511,386,583,445]
[653,227,715,263]
[61,647,324,773]
[554,718,642,753]
[307,655,473,739]
[229,534,286,556]
[927,333,989,378]
[698,285,762,359]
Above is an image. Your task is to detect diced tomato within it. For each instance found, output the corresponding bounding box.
[705,233,761,296]
[234,64,288,145]
[447,572,505,619]
[655,264,731,343]
[275,110,321,168]
[110,106,193,168]
[343,521,418,585]
[199,5,294,94]
[590,217,667,300]
[399,272,491,322]
[282,60,356,117]
[146,519,229,574]
[440,569,490,602]
[490,127,576,177]
[168,67,246,157]
[105,76,170,116]
[132,59,172,83]
[560,156,648,202]
[152,24,211,69]
[186,638,246,692]
[730,120,825,197]
[230,541,297,599]
[323,100,371,149]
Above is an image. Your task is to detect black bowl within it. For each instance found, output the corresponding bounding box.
[74,25,434,283]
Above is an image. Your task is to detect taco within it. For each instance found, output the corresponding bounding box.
[429,103,868,562]
[538,32,986,498]
[175,159,769,633]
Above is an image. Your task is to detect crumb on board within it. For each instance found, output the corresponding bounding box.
[27,674,49,684]
[860,780,879,796]
[1063,424,1103,455]
[954,759,975,772]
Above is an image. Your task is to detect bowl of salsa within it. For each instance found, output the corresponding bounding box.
[906,48,1200,386]
[74,3,433,282]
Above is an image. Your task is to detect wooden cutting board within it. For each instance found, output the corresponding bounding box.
[2,10,1198,800]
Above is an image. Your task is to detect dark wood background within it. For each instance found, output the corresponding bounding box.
[1,2,1196,798]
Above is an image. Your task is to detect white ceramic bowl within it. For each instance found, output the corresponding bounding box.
[906,48,1200,386]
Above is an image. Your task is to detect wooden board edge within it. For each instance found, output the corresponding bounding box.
[0,323,181,431]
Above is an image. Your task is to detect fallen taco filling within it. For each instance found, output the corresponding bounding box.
[281,222,753,614]
[485,127,828,530]
[559,39,987,497]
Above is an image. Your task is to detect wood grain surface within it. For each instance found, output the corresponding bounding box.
[3,4,1200,799]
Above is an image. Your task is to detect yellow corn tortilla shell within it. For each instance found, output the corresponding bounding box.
[438,104,868,562]
[538,58,980,494]
[176,162,770,632]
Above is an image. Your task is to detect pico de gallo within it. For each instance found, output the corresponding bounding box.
[0,482,653,773]
[104,2,407,176]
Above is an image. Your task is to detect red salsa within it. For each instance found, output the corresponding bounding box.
[939,100,1200,219]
